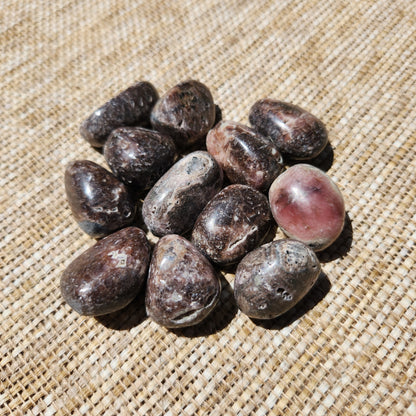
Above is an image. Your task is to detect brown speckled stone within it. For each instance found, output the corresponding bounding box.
[142,151,223,237]
[65,160,136,238]
[150,80,215,149]
[269,164,345,251]
[104,126,177,191]
[61,227,151,316]
[206,120,284,192]
[80,81,159,148]
[145,234,221,328]
[234,239,321,319]
[249,99,328,160]
[191,184,272,265]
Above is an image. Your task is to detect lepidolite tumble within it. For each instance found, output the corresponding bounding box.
[80,81,159,148]
[192,184,272,265]
[150,80,216,149]
[234,239,321,319]
[206,120,284,192]
[269,164,345,251]
[65,160,136,238]
[61,227,151,316]
[249,99,328,160]
[142,151,223,237]
[145,235,221,328]
[104,126,177,191]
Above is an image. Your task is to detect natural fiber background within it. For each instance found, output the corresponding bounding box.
[1,0,415,414]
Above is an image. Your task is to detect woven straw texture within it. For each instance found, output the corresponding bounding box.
[1,0,415,414]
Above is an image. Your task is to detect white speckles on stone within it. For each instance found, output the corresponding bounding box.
[108,250,128,268]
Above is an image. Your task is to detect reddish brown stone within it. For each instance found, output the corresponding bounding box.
[61,227,151,316]
[65,160,136,238]
[145,235,221,328]
[206,120,284,192]
[249,99,328,160]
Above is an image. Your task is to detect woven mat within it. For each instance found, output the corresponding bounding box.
[1,0,415,414]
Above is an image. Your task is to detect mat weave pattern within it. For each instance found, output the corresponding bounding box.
[1,0,415,414]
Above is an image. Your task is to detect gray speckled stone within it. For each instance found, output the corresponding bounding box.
[145,234,221,328]
[142,151,223,237]
[234,239,321,319]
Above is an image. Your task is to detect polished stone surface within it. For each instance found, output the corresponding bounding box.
[142,151,223,237]
[192,184,272,265]
[206,120,284,192]
[80,81,159,148]
[150,80,215,149]
[234,239,321,319]
[104,126,177,191]
[145,234,221,328]
[249,99,328,160]
[269,164,345,251]
[65,160,136,238]
[61,227,151,316]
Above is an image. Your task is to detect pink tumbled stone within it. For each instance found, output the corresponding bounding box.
[269,164,345,251]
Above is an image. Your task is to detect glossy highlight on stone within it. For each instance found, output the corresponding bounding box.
[269,164,345,251]
[192,184,272,265]
[145,235,221,328]
[65,160,136,238]
[150,80,215,148]
[104,126,177,191]
[80,81,159,147]
[142,151,223,237]
[61,227,151,316]
[234,239,321,319]
[249,99,328,160]
[206,120,284,192]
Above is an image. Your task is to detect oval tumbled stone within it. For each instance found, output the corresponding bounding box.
[104,126,177,191]
[234,239,321,319]
[145,234,221,328]
[65,160,136,238]
[142,151,223,237]
[269,164,345,251]
[150,80,216,149]
[80,81,159,148]
[192,184,272,265]
[61,227,151,316]
[206,120,284,192]
[249,99,328,160]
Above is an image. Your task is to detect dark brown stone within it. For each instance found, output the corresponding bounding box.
[61,227,151,316]
[269,164,345,251]
[80,81,159,148]
[150,80,215,149]
[249,99,328,160]
[145,234,221,328]
[191,184,272,265]
[206,120,284,192]
[142,151,223,237]
[234,239,321,319]
[65,160,136,238]
[104,126,177,191]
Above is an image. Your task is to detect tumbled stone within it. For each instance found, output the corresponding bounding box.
[104,126,177,191]
[65,160,136,238]
[191,184,272,265]
[80,81,159,147]
[269,164,345,251]
[206,120,284,192]
[145,234,221,328]
[61,227,151,316]
[142,151,223,237]
[150,80,215,148]
[249,99,328,160]
[234,239,321,319]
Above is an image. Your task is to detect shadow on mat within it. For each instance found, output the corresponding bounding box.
[285,141,334,172]
[251,271,331,330]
